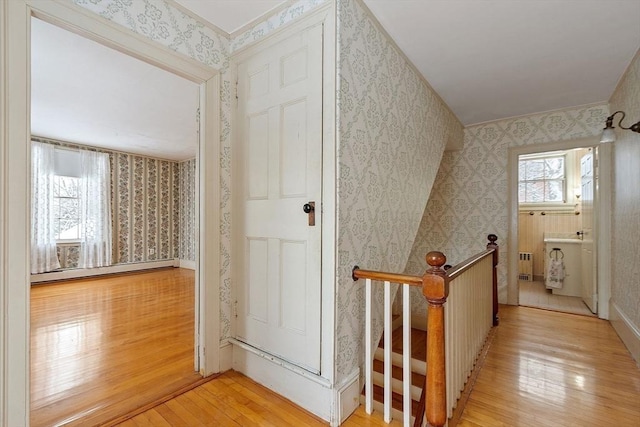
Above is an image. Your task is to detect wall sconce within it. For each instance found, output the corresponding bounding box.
[600,110,640,143]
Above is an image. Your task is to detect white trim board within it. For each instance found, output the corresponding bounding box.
[232,345,334,422]
[30,260,178,283]
[610,303,640,366]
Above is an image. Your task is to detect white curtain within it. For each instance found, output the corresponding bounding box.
[31,142,61,274]
[78,150,112,268]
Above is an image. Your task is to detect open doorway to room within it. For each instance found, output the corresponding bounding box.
[27,15,213,426]
[516,147,596,316]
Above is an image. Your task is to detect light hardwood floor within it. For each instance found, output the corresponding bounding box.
[32,270,640,426]
[30,268,201,427]
[121,306,640,427]
[457,305,640,426]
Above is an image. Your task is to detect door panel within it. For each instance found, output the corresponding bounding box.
[581,152,597,313]
[236,24,323,373]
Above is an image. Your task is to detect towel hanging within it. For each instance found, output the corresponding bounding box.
[546,258,565,289]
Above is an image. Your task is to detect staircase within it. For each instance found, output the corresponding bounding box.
[361,322,427,425]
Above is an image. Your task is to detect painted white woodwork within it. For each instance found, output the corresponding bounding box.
[402,284,412,426]
[595,144,612,320]
[365,278,373,415]
[581,152,597,313]
[30,259,177,283]
[1,1,220,423]
[384,282,392,423]
[235,21,323,373]
[444,255,494,419]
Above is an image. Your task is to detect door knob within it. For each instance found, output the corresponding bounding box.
[303,202,315,226]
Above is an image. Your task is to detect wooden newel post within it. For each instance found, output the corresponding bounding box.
[487,234,499,326]
[422,251,449,427]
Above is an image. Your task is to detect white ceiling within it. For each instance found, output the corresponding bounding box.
[361,0,640,125]
[176,0,640,126]
[32,1,640,160]
[31,18,199,161]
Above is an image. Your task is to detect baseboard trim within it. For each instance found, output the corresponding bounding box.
[609,302,640,366]
[30,260,177,283]
[333,369,360,426]
[219,340,233,372]
[231,341,333,421]
[179,259,196,270]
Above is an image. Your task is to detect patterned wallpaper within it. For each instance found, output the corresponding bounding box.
[33,138,195,269]
[609,50,640,329]
[178,159,196,262]
[73,0,230,69]
[405,104,609,315]
[113,151,178,263]
[73,0,330,341]
[335,0,464,380]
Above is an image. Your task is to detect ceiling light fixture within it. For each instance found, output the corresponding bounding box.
[600,110,640,143]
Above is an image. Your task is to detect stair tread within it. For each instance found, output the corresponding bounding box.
[370,383,420,416]
[372,358,425,388]
[378,327,427,362]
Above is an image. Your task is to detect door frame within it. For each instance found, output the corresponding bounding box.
[507,136,612,319]
[230,3,336,386]
[1,1,220,424]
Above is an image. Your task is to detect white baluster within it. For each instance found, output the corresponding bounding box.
[384,281,392,423]
[402,283,411,426]
[365,278,373,414]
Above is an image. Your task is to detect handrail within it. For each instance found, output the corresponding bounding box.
[352,266,423,286]
[353,234,499,427]
[445,249,494,281]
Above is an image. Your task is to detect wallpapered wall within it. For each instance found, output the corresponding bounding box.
[335,0,463,380]
[73,0,328,342]
[609,50,640,331]
[405,104,609,317]
[178,159,196,262]
[34,138,195,268]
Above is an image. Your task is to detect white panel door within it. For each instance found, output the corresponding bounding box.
[580,152,597,313]
[236,24,323,373]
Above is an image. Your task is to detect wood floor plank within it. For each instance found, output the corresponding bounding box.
[30,268,201,427]
[456,305,640,427]
[32,269,639,426]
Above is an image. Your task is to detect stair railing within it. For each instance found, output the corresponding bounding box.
[352,234,499,427]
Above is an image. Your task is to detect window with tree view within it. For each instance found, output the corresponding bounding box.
[53,175,81,240]
[519,155,565,203]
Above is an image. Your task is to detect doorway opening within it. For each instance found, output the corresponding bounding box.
[516,147,595,316]
[508,136,612,320]
[1,0,221,423]
[29,16,204,426]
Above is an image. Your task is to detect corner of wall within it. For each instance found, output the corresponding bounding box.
[610,302,640,366]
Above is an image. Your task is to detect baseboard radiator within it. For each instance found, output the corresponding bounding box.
[518,252,533,281]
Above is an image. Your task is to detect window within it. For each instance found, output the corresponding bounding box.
[53,175,81,240]
[519,155,566,203]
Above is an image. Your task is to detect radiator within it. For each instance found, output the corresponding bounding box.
[518,252,533,281]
